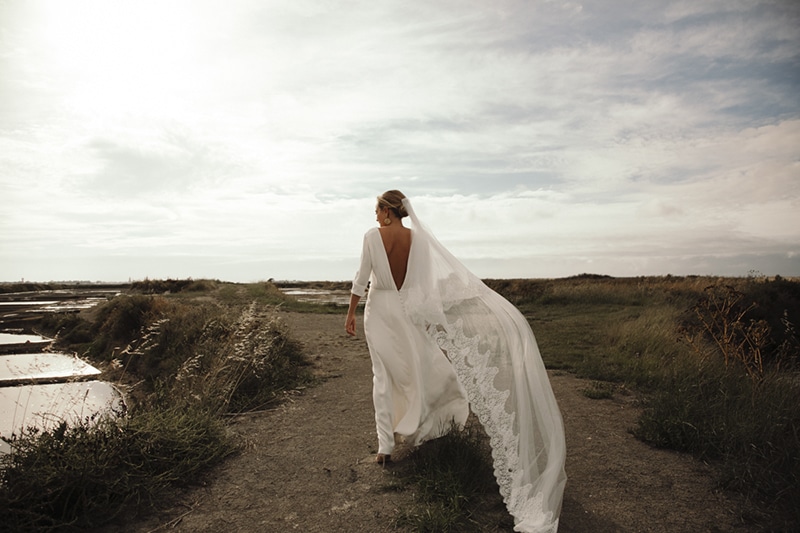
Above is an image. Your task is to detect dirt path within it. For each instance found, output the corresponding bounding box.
[113,312,756,533]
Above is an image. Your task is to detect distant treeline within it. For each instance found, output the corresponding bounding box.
[0,282,128,294]
[270,280,352,291]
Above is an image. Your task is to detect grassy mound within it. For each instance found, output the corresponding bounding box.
[1,281,313,530]
[0,406,231,531]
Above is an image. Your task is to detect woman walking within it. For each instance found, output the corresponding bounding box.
[345,190,566,532]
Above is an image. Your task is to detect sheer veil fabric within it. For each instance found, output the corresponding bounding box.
[400,198,567,532]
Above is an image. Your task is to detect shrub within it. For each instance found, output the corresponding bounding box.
[88,294,170,359]
[395,423,512,532]
[497,276,800,528]
[40,312,93,345]
[1,287,313,529]
[635,281,800,528]
[166,303,312,413]
[682,285,772,377]
[130,278,218,294]
[0,405,233,531]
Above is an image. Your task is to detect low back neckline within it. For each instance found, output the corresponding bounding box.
[377,226,412,291]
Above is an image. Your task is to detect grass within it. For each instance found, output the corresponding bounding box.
[0,406,232,531]
[488,274,800,530]
[213,281,347,314]
[632,360,800,528]
[398,275,799,531]
[392,422,513,533]
[1,280,314,530]
[4,275,798,530]
[41,291,314,409]
[581,380,616,399]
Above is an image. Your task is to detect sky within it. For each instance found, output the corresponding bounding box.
[1,0,799,282]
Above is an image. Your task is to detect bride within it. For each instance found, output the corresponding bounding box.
[345,190,567,532]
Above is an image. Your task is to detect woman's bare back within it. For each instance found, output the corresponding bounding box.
[378,226,412,290]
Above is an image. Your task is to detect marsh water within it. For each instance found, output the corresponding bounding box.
[0,287,125,452]
[0,285,349,452]
[0,332,50,345]
[278,287,351,305]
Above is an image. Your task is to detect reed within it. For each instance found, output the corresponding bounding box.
[1,282,312,530]
[0,406,233,531]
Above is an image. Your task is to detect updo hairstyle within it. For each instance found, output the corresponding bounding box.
[377,190,408,219]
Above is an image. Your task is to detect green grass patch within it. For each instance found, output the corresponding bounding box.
[214,281,347,314]
[393,423,513,533]
[490,275,800,529]
[581,381,615,399]
[633,359,800,528]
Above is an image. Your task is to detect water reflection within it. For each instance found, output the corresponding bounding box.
[279,287,351,305]
[0,287,126,453]
[0,333,50,345]
[0,353,101,385]
[0,381,125,440]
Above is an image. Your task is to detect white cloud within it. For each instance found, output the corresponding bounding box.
[1,0,798,281]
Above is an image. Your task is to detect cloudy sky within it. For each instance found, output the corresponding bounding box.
[1,0,798,282]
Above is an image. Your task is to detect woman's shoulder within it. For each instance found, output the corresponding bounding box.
[363,227,381,244]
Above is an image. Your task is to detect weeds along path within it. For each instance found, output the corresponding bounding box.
[104,311,414,533]
[108,311,756,533]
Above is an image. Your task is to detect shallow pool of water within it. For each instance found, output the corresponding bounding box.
[0,353,101,385]
[280,287,351,305]
[0,332,51,345]
[0,381,125,442]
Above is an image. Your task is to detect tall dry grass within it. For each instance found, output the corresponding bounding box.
[488,275,799,528]
[1,282,312,530]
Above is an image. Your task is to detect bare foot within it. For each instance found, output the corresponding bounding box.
[375,453,391,465]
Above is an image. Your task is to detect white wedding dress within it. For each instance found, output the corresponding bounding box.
[353,226,470,456]
[351,199,567,533]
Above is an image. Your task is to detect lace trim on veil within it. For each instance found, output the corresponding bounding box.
[430,319,557,533]
[401,198,566,533]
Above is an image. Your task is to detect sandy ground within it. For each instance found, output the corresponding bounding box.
[102,312,757,533]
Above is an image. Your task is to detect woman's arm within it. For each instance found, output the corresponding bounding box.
[345,293,361,336]
[346,231,372,336]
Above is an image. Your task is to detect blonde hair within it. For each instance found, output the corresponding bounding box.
[377,190,408,219]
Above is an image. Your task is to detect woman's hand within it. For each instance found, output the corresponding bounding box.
[345,314,357,336]
[345,293,361,337]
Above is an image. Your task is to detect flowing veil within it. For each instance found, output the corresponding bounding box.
[401,198,567,533]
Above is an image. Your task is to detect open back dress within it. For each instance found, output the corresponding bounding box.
[352,226,469,456]
[351,199,566,533]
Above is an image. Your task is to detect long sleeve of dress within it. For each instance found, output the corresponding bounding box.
[351,229,374,297]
